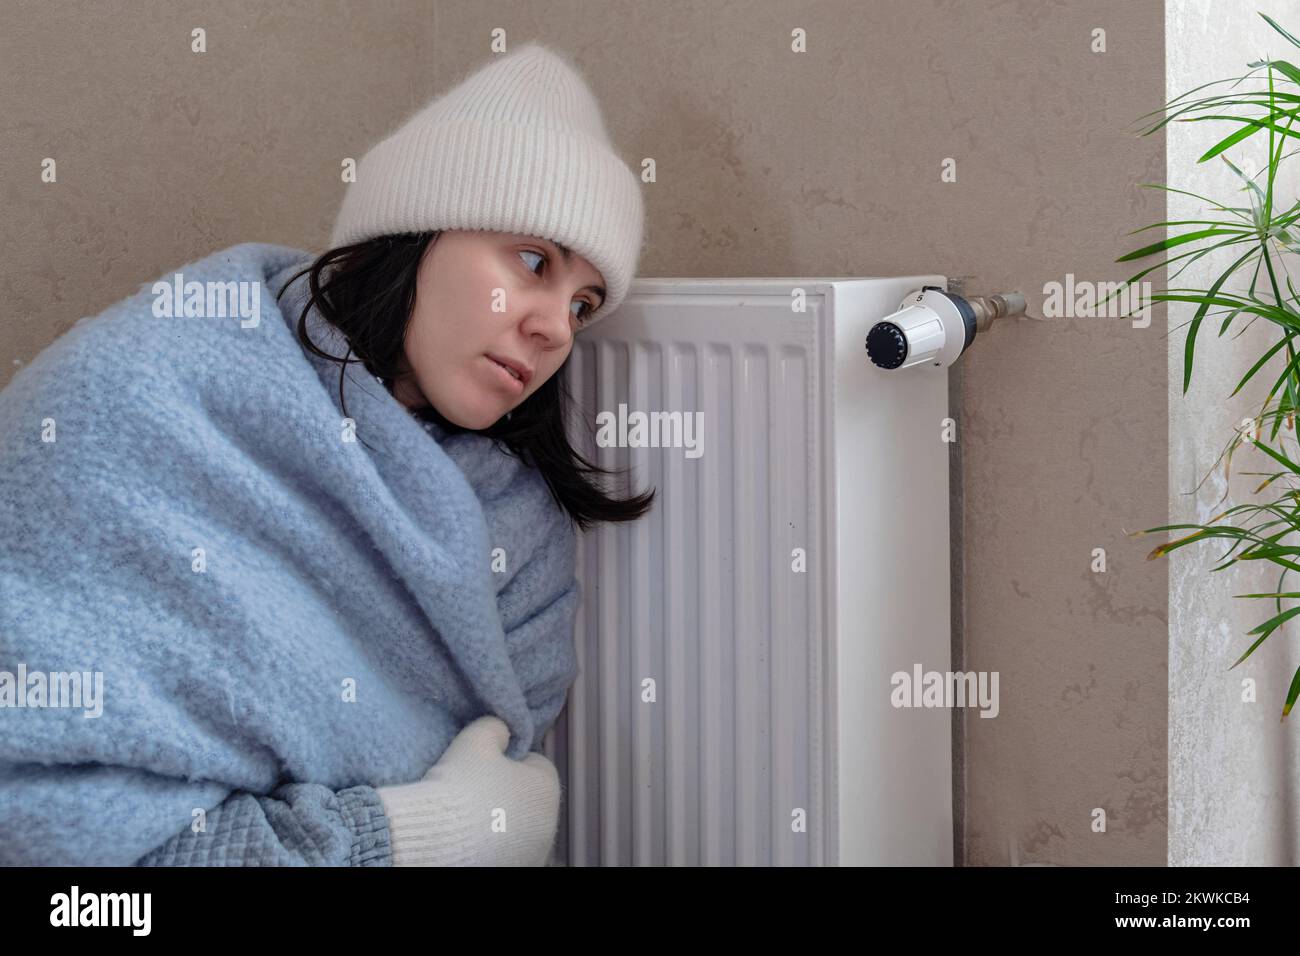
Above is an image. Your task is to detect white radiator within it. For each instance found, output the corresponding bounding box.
[544,276,954,866]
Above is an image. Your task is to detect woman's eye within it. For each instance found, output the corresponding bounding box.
[519,249,545,275]
[520,249,594,324]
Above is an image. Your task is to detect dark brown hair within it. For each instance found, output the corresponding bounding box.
[275,231,655,533]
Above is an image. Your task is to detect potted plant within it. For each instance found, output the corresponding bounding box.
[1121,12,1300,717]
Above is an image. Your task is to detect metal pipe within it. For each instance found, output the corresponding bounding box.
[964,292,1027,333]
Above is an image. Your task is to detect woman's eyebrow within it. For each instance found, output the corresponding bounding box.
[551,241,606,301]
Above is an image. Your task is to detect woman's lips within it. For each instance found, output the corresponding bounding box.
[484,355,525,395]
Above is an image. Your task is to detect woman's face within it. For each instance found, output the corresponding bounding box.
[392,229,606,429]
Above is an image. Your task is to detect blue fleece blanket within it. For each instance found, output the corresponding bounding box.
[0,242,580,865]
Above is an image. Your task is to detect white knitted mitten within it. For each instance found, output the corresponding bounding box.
[376,716,561,866]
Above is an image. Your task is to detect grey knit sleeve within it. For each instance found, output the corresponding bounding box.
[135,783,392,867]
[0,760,390,867]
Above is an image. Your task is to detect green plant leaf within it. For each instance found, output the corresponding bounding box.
[1153,292,1298,329]
[1220,306,1249,335]
[1195,108,1300,162]
[1243,434,1300,477]
[1232,335,1294,395]
[1112,234,1254,299]
[1239,545,1300,559]
[1129,66,1272,134]
[1116,228,1249,262]
[1131,181,1250,213]
[1124,217,1267,235]
[1230,627,1276,669]
[1189,248,1266,394]
[1185,110,1300,141]
[1246,603,1300,635]
[1260,13,1300,51]
[1285,662,1300,717]
[1274,62,1300,86]
[1260,346,1300,423]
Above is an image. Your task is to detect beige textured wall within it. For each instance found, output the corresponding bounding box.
[1167,0,1300,865]
[0,0,1170,864]
[0,0,438,381]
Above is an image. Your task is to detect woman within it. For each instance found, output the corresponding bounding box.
[0,43,651,867]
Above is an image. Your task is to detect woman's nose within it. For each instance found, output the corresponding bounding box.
[524,296,576,346]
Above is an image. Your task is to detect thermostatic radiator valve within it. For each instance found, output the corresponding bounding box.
[866,286,1026,370]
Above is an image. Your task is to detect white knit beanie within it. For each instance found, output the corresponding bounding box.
[330,42,645,322]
